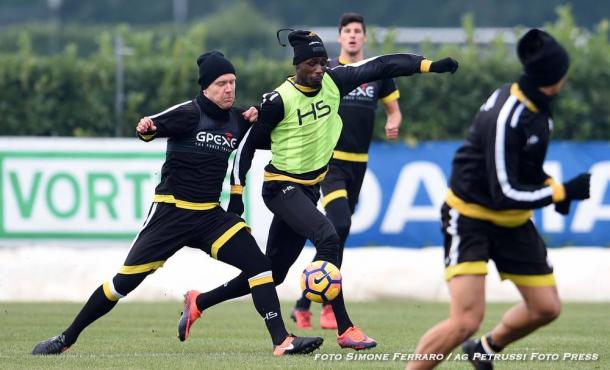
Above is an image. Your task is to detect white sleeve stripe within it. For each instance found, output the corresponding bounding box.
[149,100,192,119]
[447,208,461,266]
[330,53,422,70]
[480,89,500,111]
[495,96,553,202]
[232,126,253,186]
[510,103,525,128]
[331,55,381,69]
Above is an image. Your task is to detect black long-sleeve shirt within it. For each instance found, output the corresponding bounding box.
[447,80,564,226]
[231,53,427,190]
[328,57,399,155]
[139,95,251,207]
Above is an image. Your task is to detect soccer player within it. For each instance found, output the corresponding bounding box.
[183,30,458,351]
[32,51,323,357]
[406,29,591,370]
[291,12,403,330]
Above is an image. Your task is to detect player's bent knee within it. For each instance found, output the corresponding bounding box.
[453,316,482,339]
[312,221,340,248]
[532,302,561,324]
[325,229,341,246]
[333,218,351,237]
[108,272,149,299]
[246,254,273,277]
[271,268,289,286]
[316,232,341,253]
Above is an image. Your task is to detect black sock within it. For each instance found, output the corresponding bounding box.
[330,291,353,335]
[483,333,504,352]
[62,286,118,346]
[249,281,289,346]
[196,273,250,311]
[294,293,312,311]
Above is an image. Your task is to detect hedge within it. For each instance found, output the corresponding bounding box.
[0,6,608,140]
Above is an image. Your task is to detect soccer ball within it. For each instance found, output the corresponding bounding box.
[300,260,342,303]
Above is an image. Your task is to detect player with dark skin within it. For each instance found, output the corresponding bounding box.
[292,13,404,330]
[186,30,459,351]
[299,57,327,86]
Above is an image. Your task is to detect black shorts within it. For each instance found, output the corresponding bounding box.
[441,203,555,287]
[120,202,248,274]
[320,158,367,213]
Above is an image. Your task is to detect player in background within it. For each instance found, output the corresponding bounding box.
[406,30,591,370]
[291,12,403,331]
[32,51,323,357]
[185,29,458,351]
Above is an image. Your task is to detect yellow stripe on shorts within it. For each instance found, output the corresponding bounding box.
[445,261,488,281]
[500,272,556,287]
[211,222,248,259]
[119,260,165,274]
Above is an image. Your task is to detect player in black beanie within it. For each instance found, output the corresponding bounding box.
[195,50,238,113]
[517,29,570,88]
[408,29,590,370]
[31,49,326,357]
[215,28,458,351]
[288,30,328,65]
[197,50,236,89]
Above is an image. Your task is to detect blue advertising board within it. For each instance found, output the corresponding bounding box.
[346,141,610,248]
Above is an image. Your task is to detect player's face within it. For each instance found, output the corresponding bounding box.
[296,57,327,88]
[539,76,567,96]
[338,22,366,55]
[203,73,236,110]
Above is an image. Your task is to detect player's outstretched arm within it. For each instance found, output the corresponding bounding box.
[327,53,459,97]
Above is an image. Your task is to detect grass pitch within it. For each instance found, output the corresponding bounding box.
[0,300,608,369]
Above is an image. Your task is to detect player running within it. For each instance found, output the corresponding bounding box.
[292,12,403,331]
[32,51,322,357]
[407,30,591,370]
[183,30,458,351]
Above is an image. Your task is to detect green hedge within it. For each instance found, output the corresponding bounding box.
[1,6,609,140]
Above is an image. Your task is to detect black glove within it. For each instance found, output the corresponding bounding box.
[429,57,459,74]
[227,194,244,216]
[563,173,591,200]
[554,199,571,215]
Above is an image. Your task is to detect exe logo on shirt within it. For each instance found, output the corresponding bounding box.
[346,83,375,100]
[195,131,237,152]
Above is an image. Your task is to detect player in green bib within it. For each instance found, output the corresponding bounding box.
[195,30,458,350]
[293,13,405,331]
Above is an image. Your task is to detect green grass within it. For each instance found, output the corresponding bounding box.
[0,300,608,369]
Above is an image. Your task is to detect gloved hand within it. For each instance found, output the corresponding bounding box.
[554,199,571,215]
[563,173,591,200]
[430,57,459,74]
[227,194,244,216]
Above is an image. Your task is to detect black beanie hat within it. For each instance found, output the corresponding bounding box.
[196,51,236,89]
[517,29,570,87]
[288,30,328,65]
